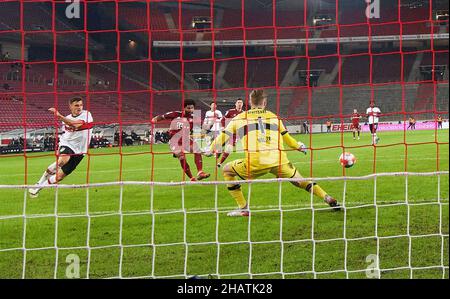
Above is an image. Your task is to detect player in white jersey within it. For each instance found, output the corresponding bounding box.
[366,102,381,145]
[203,102,223,146]
[28,97,93,198]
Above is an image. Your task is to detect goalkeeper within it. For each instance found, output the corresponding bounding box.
[207,89,340,216]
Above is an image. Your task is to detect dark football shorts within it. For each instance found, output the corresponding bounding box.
[369,123,378,133]
[59,146,84,175]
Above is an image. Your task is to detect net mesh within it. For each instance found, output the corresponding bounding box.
[0,0,448,279]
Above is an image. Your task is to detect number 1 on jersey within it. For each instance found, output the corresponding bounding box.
[257,117,266,134]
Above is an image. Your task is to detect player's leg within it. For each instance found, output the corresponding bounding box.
[175,152,194,181]
[204,129,212,146]
[218,143,234,167]
[370,124,378,144]
[212,131,222,160]
[222,160,268,217]
[35,160,58,186]
[194,153,210,180]
[270,163,341,210]
[373,123,379,144]
[170,136,196,181]
[28,147,72,198]
[370,124,374,144]
[190,138,210,180]
[175,152,195,181]
[222,160,248,216]
[28,155,71,198]
[352,128,356,140]
[49,152,85,185]
[357,126,361,139]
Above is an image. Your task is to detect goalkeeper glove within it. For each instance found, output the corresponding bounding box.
[298,142,308,155]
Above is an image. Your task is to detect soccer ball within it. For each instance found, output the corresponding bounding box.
[339,152,356,168]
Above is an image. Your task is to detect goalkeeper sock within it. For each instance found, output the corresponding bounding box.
[178,156,193,179]
[37,162,57,185]
[228,186,247,209]
[299,181,328,199]
[312,184,328,199]
[194,153,203,172]
[224,174,247,209]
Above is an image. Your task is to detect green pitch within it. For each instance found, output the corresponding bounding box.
[0,129,448,279]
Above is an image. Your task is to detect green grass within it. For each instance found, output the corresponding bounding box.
[0,129,448,279]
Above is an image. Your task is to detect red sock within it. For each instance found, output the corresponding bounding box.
[194,153,203,172]
[219,152,230,164]
[179,156,193,179]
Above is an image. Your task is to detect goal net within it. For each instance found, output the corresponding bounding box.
[0,0,448,279]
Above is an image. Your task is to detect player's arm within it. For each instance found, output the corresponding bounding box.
[48,108,92,130]
[279,120,307,154]
[206,117,236,155]
[152,111,178,123]
[152,115,164,123]
[208,131,230,152]
[209,117,233,150]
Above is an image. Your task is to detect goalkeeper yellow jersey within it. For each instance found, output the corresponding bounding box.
[210,108,299,170]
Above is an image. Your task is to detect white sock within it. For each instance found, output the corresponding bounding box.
[37,162,57,185]
[47,162,57,174]
[40,174,57,187]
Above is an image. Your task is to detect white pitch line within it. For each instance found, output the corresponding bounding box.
[0,156,448,178]
[2,198,448,220]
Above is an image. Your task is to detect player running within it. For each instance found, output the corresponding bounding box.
[28,97,93,198]
[217,98,244,168]
[152,99,210,182]
[207,89,340,217]
[351,109,362,140]
[366,102,381,145]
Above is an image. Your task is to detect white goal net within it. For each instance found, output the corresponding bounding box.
[0,171,448,279]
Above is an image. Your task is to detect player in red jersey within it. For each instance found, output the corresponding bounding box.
[217,98,244,168]
[152,99,210,181]
[351,109,362,140]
